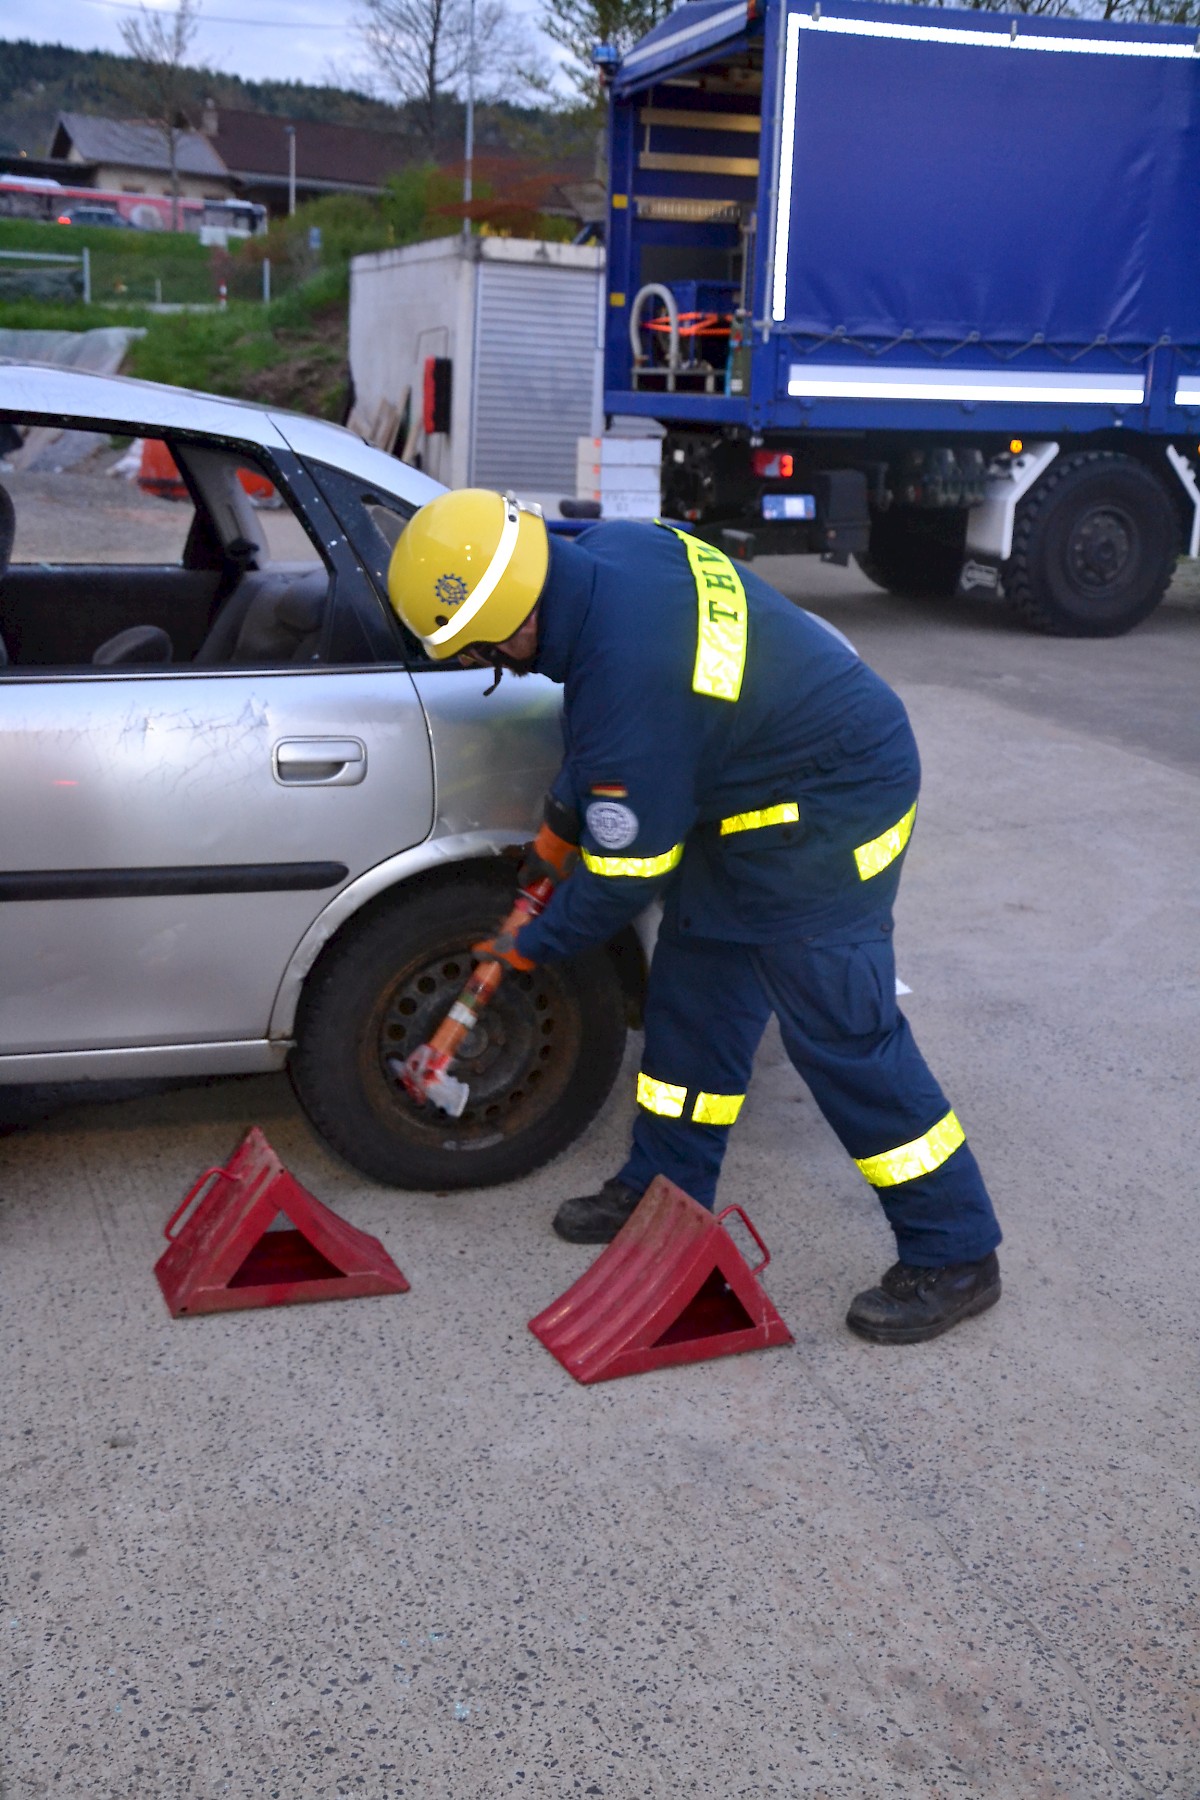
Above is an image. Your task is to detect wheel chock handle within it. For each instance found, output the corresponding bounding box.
[163,1163,240,1239]
[716,1203,771,1276]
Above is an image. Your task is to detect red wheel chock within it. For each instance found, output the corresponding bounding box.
[154,1127,410,1317]
[529,1176,793,1384]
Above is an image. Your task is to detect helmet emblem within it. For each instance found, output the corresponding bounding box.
[434,572,469,609]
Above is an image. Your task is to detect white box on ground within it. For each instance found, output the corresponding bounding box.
[576,435,662,469]
[599,489,662,520]
[576,434,663,504]
[578,469,662,495]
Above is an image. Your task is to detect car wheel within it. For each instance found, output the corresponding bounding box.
[1005,451,1178,637]
[289,867,628,1189]
[856,508,967,599]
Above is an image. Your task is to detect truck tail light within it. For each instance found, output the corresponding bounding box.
[751,450,795,480]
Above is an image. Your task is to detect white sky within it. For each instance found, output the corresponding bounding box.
[9,0,563,96]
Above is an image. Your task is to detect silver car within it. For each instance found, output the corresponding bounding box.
[0,363,636,1187]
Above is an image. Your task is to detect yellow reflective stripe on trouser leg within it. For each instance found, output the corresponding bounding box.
[854,801,917,881]
[581,843,684,878]
[691,1091,745,1125]
[662,526,748,701]
[719,803,800,836]
[636,1073,686,1118]
[854,1109,965,1187]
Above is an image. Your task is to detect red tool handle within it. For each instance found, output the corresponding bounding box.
[400,875,556,1107]
[423,875,553,1062]
[163,1164,240,1239]
[717,1203,771,1276]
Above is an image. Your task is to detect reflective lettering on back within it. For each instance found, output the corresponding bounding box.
[659,526,748,702]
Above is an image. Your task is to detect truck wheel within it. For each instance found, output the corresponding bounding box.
[1006,451,1178,637]
[856,509,967,598]
[289,869,628,1190]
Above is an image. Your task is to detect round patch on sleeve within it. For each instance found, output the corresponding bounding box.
[585,800,639,850]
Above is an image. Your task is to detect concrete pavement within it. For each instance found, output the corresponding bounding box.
[3,563,1199,1799]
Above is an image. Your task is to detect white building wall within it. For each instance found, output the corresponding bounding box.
[349,235,603,504]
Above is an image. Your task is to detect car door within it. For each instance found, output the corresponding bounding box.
[0,422,434,1058]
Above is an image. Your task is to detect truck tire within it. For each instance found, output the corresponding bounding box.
[289,868,628,1190]
[1005,450,1178,637]
[856,508,967,598]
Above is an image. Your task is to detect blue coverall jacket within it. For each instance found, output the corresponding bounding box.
[516,522,1001,1267]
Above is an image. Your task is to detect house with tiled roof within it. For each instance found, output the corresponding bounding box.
[48,111,234,202]
[195,101,410,214]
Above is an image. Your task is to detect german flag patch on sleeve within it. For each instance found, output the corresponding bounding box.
[589,781,628,799]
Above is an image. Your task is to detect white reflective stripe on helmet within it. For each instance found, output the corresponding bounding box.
[424,495,522,650]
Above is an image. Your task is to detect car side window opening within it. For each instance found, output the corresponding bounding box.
[0,420,336,675]
[306,458,436,668]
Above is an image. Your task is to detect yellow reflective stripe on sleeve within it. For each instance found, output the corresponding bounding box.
[854,1109,965,1188]
[581,843,684,878]
[663,526,748,702]
[854,801,917,881]
[691,1090,745,1125]
[719,802,800,836]
[637,1073,687,1118]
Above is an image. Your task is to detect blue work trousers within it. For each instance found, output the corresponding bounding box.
[617,914,1002,1267]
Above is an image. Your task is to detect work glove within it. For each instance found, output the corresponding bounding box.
[517,821,580,892]
[471,927,537,973]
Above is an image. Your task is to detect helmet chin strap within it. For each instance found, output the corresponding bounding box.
[481,644,537,696]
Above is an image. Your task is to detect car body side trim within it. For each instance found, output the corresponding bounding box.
[0,1040,289,1084]
[0,863,349,901]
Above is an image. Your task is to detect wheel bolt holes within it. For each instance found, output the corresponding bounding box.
[397,996,418,1016]
[416,975,436,995]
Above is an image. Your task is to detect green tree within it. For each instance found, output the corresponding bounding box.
[540,0,673,106]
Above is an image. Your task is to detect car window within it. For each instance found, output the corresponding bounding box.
[6,426,197,565]
[0,422,336,674]
[305,458,434,666]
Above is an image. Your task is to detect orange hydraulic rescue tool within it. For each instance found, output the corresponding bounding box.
[396,876,554,1118]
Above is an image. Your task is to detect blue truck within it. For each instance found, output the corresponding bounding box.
[600,0,1200,634]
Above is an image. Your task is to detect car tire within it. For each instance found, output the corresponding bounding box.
[856,508,967,599]
[1005,451,1178,637]
[289,867,628,1190]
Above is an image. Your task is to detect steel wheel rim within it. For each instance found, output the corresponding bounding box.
[368,940,578,1144]
[1067,503,1137,594]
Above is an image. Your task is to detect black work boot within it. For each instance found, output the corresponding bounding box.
[846,1252,1001,1345]
[552,1178,642,1244]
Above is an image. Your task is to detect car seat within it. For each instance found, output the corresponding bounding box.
[194,566,327,665]
[92,624,173,666]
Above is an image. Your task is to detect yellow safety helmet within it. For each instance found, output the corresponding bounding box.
[387,488,549,661]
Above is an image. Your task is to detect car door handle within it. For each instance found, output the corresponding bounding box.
[273,738,367,787]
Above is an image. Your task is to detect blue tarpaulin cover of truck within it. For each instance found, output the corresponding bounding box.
[616,0,1200,365]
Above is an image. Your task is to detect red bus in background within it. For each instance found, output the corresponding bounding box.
[0,176,265,243]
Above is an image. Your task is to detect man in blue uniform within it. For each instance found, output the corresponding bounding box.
[389,489,1002,1345]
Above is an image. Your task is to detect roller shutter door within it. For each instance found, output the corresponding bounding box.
[471,261,599,493]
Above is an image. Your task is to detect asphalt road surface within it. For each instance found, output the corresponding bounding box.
[3,503,1199,1799]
